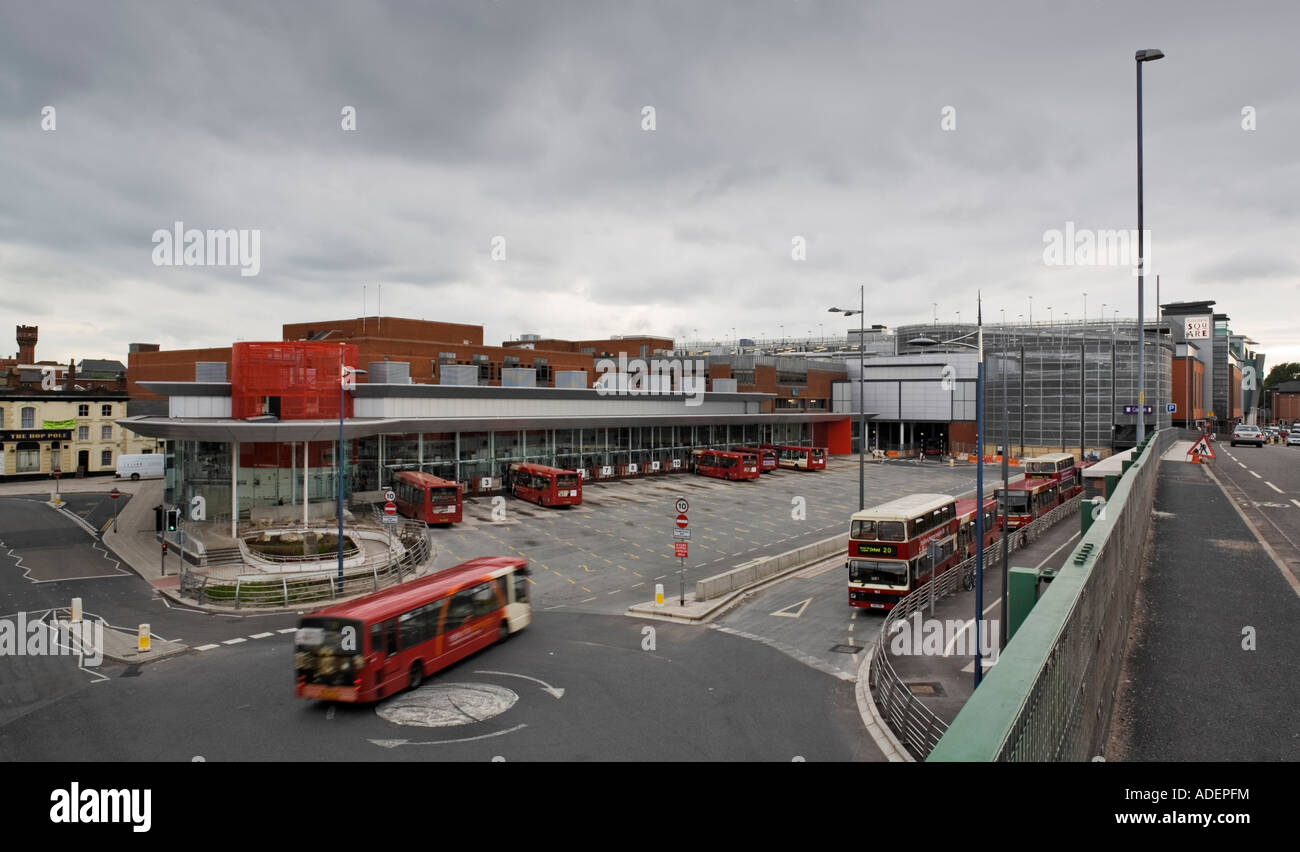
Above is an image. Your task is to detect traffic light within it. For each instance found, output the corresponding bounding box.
[166,508,180,532]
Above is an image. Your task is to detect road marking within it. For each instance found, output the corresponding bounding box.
[770,598,812,618]
[1035,531,1082,571]
[249,632,274,639]
[607,589,621,595]
[1292,499,1300,510]
[1250,471,1262,479]
[580,596,596,603]
[1238,462,1247,468]
[277,628,296,634]
[631,582,644,588]
[581,586,591,593]
[222,638,246,645]
[1266,482,1284,494]
[655,575,666,580]
[195,644,220,651]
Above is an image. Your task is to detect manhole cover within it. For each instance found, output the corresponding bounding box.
[829,644,863,654]
[906,682,945,696]
[376,682,518,728]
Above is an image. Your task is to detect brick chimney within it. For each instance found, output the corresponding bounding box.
[16,325,37,364]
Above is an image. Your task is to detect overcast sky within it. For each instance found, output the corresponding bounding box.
[2,1,1297,367]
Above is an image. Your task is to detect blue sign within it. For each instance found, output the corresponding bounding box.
[1166,403,1176,413]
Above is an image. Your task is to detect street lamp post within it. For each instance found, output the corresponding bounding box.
[829,286,867,510]
[1135,47,1165,443]
[337,350,366,592]
[907,293,995,686]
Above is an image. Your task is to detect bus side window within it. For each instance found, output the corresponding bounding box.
[446,589,475,630]
[514,574,529,604]
[370,623,386,656]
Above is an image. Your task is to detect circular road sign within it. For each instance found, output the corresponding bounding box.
[109,488,121,500]
[674,497,689,514]
[384,502,397,515]
[675,513,689,529]
[384,488,396,502]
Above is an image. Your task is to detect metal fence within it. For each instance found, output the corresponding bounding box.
[178,513,432,609]
[927,429,1173,761]
[868,495,1083,759]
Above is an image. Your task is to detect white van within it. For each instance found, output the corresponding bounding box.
[116,453,165,481]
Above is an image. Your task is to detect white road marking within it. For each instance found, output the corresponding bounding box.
[277,628,297,634]
[195,644,220,651]
[579,596,596,603]
[1238,462,1247,468]
[1250,471,1262,478]
[222,637,247,645]
[1292,499,1300,509]
[1265,482,1284,494]
[250,632,274,639]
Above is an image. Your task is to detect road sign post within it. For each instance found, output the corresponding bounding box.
[109,487,121,532]
[673,498,689,605]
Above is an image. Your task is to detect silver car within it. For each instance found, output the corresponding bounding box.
[1231,425,1264,447]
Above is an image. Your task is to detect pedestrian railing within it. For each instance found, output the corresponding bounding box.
[868,494,1082,759]
[927,430,1172,761]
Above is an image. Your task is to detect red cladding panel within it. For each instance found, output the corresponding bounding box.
[231,342,357,420]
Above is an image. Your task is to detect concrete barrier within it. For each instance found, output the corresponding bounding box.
[696,533,849,601]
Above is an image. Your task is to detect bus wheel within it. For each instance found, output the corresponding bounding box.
[499,620,510,642]
[409,663,423,691]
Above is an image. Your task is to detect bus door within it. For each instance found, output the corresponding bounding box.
[371,619,402,697]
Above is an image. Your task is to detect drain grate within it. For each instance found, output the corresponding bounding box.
[829,644,863,654]
[906,682,945,696]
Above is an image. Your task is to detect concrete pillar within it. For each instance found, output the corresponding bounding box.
[379,434,385,488]
[303,442,309,528]
[418,433,423,472]
[290,440,296,505]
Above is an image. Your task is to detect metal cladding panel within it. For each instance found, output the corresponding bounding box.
[712,378,738,393]
[368,362,411,384]
[195,361,227,382]
[862,382,900,420]
[170,396,232,418]
[230,341,356,420]
[554,371,586,389]
[501,368,537,387]
[440,365,478,386]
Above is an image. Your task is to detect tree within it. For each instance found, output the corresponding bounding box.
[1263,362,1300,389]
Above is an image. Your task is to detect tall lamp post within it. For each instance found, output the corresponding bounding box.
[829,286,867,510]
[908,293,995,686]
[1135,47,1164,443]
[337,350,366,592]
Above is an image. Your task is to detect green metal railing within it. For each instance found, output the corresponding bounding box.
[928,430,1173,761]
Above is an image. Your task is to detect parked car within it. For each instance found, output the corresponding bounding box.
[1230,425,1265,447]
[1288,431,1300,447]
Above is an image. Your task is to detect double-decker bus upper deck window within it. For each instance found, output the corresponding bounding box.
[851,519,877,539]
[877,520,905,541]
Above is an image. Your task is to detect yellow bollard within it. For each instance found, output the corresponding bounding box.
[138,624,151,654]
[654,584,664,606]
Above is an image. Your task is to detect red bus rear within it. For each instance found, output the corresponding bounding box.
[295,557,531,703]
[695,449,760,481]
[955,495,1000,559]
[509,462,582,507]
[732,445,778,473]
[995,478,1061,529]
[393,470,463,525]
[776,445,827,471]
[847,493,959,610]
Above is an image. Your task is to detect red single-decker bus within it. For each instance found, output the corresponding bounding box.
[695,449,760,481]
[295,556,531,703]
[508,462,582,507]
[393,470,463,524]
[776,445,827,471]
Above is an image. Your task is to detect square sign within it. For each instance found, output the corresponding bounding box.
[1185,316,1211,340]
[1166,402,1177,413]
[673,528,691,540]
[674,542,688,558]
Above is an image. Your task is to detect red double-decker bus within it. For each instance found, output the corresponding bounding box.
[393,470,462,524]
[1022,452,1083,500]
[508,462,582,507]
[776,445,827,471]
[955,495,1000,559]
[295,556,531,703]
[995,478,1061,529]
[695,449,760,481]
[846,493,959,610]
[732,445,778,473]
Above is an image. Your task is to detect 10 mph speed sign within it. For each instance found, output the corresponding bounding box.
[674,497,689,514]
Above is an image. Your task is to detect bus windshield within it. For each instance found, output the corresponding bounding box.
[998,491,1030,513]
[849,559,908,585]
[430,487,458,504]
[556,475,578,489]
